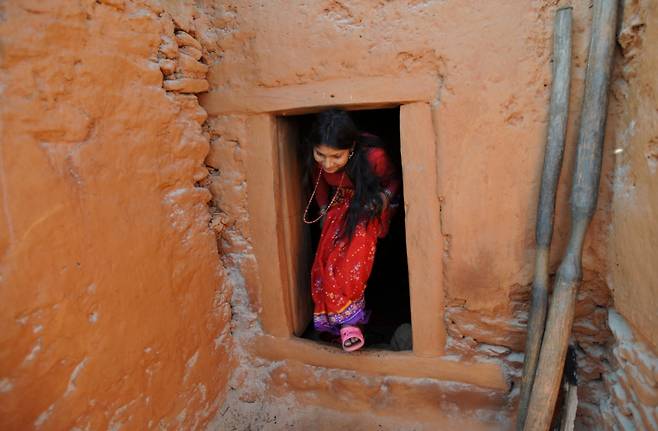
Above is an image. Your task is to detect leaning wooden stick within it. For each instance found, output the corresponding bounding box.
[516,7,573,430]
[523,1,618,430]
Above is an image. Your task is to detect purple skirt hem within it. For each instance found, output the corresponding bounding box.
[314,309,371,335]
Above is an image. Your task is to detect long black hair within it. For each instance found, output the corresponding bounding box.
[305,109,391,239]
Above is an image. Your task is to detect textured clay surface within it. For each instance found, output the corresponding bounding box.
[202,0,618,428]
[608,0,658,351]
[0,1,231,429]
[2,0,657,429]
[598,2,658,430]
[599,310,658,431]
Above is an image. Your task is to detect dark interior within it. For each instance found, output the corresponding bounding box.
[292,107,412,351]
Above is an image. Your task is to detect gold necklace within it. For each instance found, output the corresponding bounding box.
[302,168,346,224]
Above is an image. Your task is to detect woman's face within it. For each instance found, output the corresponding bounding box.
[313,144,351,173]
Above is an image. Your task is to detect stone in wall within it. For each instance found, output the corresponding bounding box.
[159,29,210,93]
[202,114,262,312]
[599,310,658,431]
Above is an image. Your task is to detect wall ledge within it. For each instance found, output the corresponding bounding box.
[249,335,509,391]
[200,74,440,115]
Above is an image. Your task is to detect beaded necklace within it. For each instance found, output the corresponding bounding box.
[302,168,346,224]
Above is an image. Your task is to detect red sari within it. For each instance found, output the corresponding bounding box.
[311,147,400,334]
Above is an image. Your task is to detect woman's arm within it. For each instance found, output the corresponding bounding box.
[368,148,401,206]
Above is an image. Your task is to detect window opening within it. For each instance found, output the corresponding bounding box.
[280,107,411,351]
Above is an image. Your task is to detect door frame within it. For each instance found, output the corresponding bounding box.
[204,75,506,389]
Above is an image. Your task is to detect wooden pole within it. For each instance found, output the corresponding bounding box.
[523,1,618,429]
[516,7,572,430]
[559,346,579,431]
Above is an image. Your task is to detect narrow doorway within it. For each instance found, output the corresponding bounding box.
[277,107,411,351]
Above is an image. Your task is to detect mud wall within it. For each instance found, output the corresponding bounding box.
[0,1,232,429]
[609,0,658,351]
[202,0,616,428]
[599,1,658,429]
[600,311,658,430]
[2,0,653,429]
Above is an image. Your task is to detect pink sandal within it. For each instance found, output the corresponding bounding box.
[340,325,365,352]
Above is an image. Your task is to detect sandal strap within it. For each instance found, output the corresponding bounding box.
[340,326,363,339]
[340,325,364,352]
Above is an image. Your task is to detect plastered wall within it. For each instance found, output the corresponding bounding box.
[206,0,613,345]
[2,0,656,429]
[0,1,232,429]
[609,0,658,352]
[599,1,658,429]
[202,0,617,428]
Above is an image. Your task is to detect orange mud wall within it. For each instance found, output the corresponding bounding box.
[2,0,657,430]
[609,0,658,350]
[599,1,658,429]
[0,1,232,430]
[201,1,623,430]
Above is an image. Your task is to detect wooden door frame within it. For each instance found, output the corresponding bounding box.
[207,75,506,389]
[240,76,446,354]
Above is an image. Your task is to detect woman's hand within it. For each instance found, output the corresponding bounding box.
[365,192,389,214]
[379,191,390,212]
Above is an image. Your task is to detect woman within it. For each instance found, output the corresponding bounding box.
[303,109,400,352]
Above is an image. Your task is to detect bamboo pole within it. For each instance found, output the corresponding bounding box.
[523,1,618,430]
[516,8,573,430]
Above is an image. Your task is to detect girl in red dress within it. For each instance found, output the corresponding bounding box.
[303,109,400,352]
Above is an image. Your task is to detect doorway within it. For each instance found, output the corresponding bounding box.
[277,107,411,351]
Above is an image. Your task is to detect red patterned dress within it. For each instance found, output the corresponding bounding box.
[311,146,400,334]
